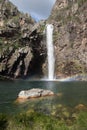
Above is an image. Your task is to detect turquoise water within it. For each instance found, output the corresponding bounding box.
[0,80,87,114]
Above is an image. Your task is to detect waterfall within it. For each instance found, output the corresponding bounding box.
[46,24,55,80]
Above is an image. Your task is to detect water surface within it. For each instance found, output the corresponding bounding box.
[0,80,87,114]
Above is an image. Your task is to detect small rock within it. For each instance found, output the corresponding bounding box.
[75,104,86,111]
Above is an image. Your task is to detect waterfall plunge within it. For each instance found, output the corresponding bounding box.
[46,24,55,80]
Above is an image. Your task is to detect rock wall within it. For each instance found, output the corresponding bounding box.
[47,0,87,78]
[0,0,87,79]
[0,0,46,79]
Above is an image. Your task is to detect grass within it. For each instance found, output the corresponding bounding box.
[77,112,87,128]
[0,106,87,130]
[7,111,68,130]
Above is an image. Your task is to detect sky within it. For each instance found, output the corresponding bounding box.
[9,0,56,21]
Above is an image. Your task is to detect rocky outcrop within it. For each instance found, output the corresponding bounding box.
[1,0,87,79]
[46,0,87,78]
[18,88,54,99]
[0,0,46,79]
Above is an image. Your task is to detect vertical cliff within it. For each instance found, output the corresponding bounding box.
[0,0,46,79]
[47,0,87,78]
[0,0,87,79]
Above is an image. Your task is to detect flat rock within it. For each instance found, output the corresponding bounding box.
[18,88,54,99]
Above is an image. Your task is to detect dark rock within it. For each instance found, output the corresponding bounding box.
[0,0,47,79]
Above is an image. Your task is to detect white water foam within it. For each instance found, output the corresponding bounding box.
[46,24,55,80]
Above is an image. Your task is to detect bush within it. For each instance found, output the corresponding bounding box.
[0,113,8,130]
[77,112,87,128]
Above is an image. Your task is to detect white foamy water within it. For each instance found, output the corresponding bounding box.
[46,24,55,80]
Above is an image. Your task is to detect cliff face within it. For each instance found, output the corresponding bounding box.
[47,0,87,77]
[0,0,46,79]
[0,0,87,79]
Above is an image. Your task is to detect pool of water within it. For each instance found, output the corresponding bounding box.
[0,80,87,114]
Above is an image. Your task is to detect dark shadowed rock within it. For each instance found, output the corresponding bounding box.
[0,0,46,79]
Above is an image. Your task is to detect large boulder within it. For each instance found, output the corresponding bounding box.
[18,88,54,99]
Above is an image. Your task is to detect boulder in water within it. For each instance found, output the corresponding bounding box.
[18,88,54,99]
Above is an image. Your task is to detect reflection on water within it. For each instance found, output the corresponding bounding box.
[0,80,87,114]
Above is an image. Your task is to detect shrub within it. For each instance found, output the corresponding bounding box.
[0,113,8,130]
[77,112,87,128]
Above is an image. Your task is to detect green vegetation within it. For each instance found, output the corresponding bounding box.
[40,24,46,33]
[78,0,87,7]
[0,111,69,130]
[10,16,20,25]
[0,34,23,56]
[0,113,8,130]
[0,104,87,130]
